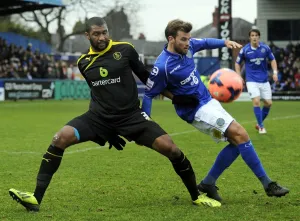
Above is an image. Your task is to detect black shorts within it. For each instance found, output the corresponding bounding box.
[66,109,166,148]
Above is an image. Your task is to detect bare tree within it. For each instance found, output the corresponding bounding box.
[15,0,140,52]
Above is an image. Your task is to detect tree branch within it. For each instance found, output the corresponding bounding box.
[41,8,54,17]
[32,11,45,30]
[19,13,36,22]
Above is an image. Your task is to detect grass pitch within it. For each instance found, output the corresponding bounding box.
[0,100,299,221]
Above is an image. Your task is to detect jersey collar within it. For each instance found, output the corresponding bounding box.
[88,39,113,55]
[250,43,261,50]
[163,44,183,59]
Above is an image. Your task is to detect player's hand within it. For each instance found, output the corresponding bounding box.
[273,73,278,82]
[172,95,199,108]
[108,135,126,151]
[225,40,242,49]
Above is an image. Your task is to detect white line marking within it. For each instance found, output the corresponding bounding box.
[1,114,300,155]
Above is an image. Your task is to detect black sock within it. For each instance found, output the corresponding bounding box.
[34,145,64,204]
[170,151,200,201]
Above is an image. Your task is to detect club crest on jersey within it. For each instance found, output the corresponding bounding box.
[113,52,122,60]
[261,48,266,53]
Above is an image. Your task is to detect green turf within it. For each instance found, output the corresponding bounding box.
[1,100,299,221]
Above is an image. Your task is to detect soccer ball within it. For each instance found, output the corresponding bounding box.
[208,68,243,103]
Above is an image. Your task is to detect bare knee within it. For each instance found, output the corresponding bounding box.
[52,126,78,150]
[225,121,249,146]
[263,100,272,108]
[252,97,261,106]
[152,134,181,160]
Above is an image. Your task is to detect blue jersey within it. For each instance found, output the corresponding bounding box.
[236,42,275,83]
[142,38,225,123]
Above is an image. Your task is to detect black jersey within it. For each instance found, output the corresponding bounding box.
[77,40,149,120]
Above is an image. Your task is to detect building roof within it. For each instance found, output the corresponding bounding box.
[0,0,64,16]
[119,38,166,57]
[192,17,254,41]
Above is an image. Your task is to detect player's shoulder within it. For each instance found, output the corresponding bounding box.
[189,38,203,44]
[239,43,251,56]
[242,43,251,51]
[77,53,92,68]
[153,51,169,72]
[111,41,135,49]
[260,42,271,51]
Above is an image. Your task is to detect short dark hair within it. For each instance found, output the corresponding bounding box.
[165,19,192,41]
[248,28,260,37]
[85,17,107,33]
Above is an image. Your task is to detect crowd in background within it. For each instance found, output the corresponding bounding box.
[1,36,300,91]
[269,42,300,92]
[0,37,77,80]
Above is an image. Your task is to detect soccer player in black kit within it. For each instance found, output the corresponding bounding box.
[8,17,221,212]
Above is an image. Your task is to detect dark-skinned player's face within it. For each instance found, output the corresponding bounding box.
[169,31,191,55]
[85,24,110,51]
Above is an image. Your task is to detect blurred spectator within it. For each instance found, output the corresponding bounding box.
[293,57,300,70]
[272,81,284,92]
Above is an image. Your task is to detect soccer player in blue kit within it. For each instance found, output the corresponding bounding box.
[142,19,289,202]
[235,29,278,134]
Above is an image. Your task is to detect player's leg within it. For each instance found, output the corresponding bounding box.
[198,143,239,201]
[9,111,106,211]
[225,121,289,197]
[191,99,240,201]
[261,82,273,124]
[246,82,264,131]
[118,111,220,207]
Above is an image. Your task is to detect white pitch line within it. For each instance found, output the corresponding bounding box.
[1,114,300,155]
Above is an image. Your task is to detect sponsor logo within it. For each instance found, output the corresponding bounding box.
[99,67,108,77]
[180,68,199,86]
[113,52,122,60]
[250,58,264,65]
[91,77,121,86]
[5,83,43,91]
[170,65,180,74]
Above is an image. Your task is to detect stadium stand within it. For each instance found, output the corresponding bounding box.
[269,42,300,91]
[0,36,77,79]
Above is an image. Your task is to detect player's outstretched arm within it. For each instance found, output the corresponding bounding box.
[225,40,242,49]
[191,38,240,52]
[128,46,149,84]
